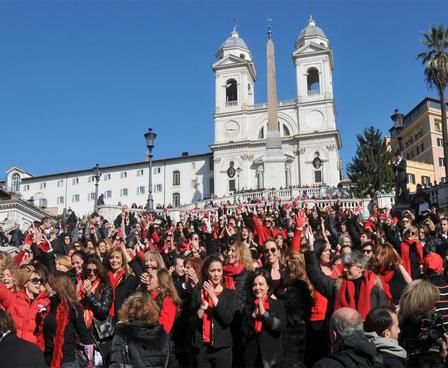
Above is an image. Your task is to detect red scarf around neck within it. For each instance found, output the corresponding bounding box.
[50,301,70,368]
[400,239,423,278]
[378,268,394,304]
[82,279,100,328]
[335,270,376,320]
[223,264,245,290]
[201,288,221,344]
[254,295,270,333]
[108,270,126,317]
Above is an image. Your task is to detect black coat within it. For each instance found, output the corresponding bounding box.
[313,333,377,368]
[84,283,113,321]
[0,332,48,368]
[113,274,139,320]
[241,296,286,368]
[191,287,236,349]
[393,159,407,184]
[109,321,179,368]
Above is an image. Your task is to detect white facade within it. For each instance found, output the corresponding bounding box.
[211,17,342,196]
[3,16,343,216]
[5,154,213,216]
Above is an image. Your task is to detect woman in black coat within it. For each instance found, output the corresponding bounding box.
[109,292,179,368]
[191,255,236,368]
[241,268,286,368]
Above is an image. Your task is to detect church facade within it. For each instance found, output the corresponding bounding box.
[2,17,342,216]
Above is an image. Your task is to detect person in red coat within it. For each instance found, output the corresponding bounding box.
[400,226,423,280]
[0,265,50,351]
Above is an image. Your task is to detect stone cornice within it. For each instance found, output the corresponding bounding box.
[0,200,56,221]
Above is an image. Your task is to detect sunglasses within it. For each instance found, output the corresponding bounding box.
[29,277,44,285]
[264,248,277,254]
[86,268,99,275]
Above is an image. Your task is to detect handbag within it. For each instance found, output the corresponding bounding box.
[93,315,115,341]
[75,342,95,368]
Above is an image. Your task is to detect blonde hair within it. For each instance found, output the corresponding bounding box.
[231,241,255,272]
[286,252,314,296]
[16,265,44,290]
[2,265,19,291]
[153,269,181,313]
[399,279,439,322]
[144,250,167,270]
[0,252,11,271]
[55,255,73,271]
[119,292,159,324]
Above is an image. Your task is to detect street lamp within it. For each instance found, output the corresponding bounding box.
[93,163,101,212]
[236,167,241,192]
[144,128,157,212]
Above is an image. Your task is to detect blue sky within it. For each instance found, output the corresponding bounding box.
[1,0,447,179]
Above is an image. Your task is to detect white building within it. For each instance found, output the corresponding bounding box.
[3,17,342,216]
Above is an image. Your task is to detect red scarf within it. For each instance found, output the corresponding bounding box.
[82,279,100,328]
[401,239,423,278]
[378,268,394,304]
[50,301,70,368]
[75,274,83,299]
[254,295,270,333]
[335,270,376,320]
[201,289,221,344]
[108,270,126,317]
[223,264,245,290]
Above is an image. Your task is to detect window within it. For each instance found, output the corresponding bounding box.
[439,157,445,167]
[422,176,431,187]
[416,142,424,155]
[11,173,20,192]
[258,126,265,139]
[88,193,95,201]
[120,172,127,179]
[314,170,322,183]
[137,169,144,177]
[23,184,29,192]
[120,188,128,197]
[209,157,214,171]
[228,180,236,192]
[72,178,79,185]
[435,120,442,132]
[191,179,197,189]
[137,186,145,195]
[57,179,64,187]
[209,178,214,195]
[153,167,161,174]
[57,196,64,204]
[39,198,47,207]
[225,79,238,102]
[72,194,80,203]
[103,173,111,181]
[438,138,444,147]
[172,193,180,207]
[283,124,291,137]
[154,184,162,192]
[40,182,46,189]
[88,176,95,183]
[105,190,112,198]
[407,174,416,184]
[173,171,180,186]
[307,68,320,95]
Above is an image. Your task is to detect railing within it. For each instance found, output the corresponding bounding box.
[225,101,238,107]
[249,99,297,110]
[307,89,320,96]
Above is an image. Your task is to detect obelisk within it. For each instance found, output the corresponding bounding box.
[262,19,286,188]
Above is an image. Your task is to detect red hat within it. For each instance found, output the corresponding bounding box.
[424,252,444,274]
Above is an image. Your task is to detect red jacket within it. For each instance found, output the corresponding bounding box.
[0,284,50,351]
[159,296,177,334]
[252,215,279,246]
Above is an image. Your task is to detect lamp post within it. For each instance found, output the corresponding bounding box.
[144,128,157,212]
[93,163,101,213]
[236,167,241,192]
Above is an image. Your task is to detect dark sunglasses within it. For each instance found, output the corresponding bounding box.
[86,268,99,275]
[264,248,277,254]
[29,277,44,285]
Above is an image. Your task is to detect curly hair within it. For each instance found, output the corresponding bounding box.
[119,292,159,324]
[229,241,255,272]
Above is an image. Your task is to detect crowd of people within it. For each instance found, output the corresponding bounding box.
[1,195,448,368]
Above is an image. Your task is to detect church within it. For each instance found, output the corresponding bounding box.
[3,17,342,216]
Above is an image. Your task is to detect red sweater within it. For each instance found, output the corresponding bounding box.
[310,267,340,321]
[157,296,177,334]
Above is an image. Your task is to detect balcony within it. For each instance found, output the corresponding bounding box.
[225,101,238,107]
[307,89,320,96]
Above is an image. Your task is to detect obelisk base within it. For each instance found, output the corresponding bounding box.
[261,151,287,189]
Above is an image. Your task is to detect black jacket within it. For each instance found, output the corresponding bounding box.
[109,321,179,368]
[84,283,113,321]
[191,287,236,349]
[113,274,139,320]
[313,333,377,368]
[305,251,389,319]
[0,332,48,368]
[241,296,286,368]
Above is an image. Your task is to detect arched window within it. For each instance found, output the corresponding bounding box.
[226,79,238,102]
[11,173,20,192]
[172,193,180,207]
[307,68,320,94]
[173,171,180,186]
[283,124,291,137]
[258,126,264,139]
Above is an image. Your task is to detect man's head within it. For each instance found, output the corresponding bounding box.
[329,307,364,352]
[364,307,400,340]
[395,151,402,160]
[441,218,448,234]
[40,217,52,230]
[90,212,100,225]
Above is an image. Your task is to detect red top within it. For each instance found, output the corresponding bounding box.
[310,267,339,321]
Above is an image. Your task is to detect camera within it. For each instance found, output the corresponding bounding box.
[417,311,446,352]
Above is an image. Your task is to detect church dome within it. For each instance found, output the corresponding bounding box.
[218,27,249,52]
[296,16,327,47]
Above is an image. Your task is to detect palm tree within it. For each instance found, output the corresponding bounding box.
[418,25,448,180]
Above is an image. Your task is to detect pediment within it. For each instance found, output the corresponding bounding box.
[212,55,257,80]
[293,42,329,56]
